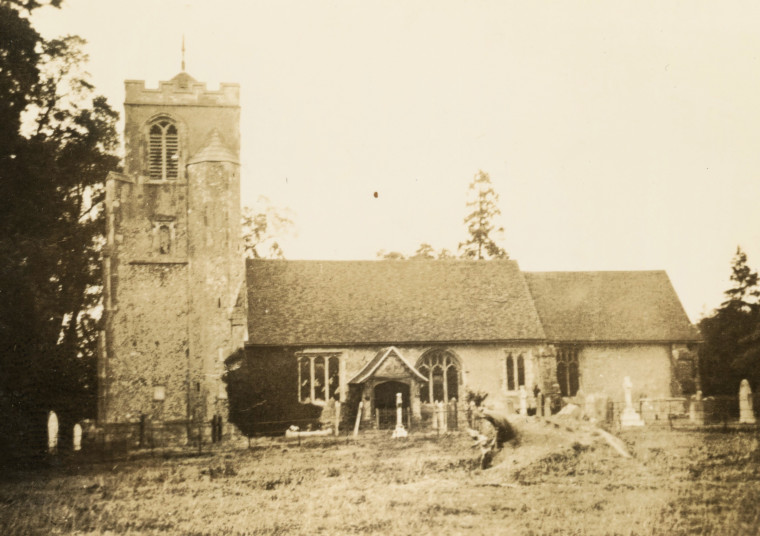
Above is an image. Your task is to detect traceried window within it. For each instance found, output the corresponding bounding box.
[556,346,580,397]
[298,353,340,404]
[417,349,459,403]
[148,119,179,180]
[505,353,526,391]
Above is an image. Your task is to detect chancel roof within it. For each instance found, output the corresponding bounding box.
[524,271,701,343]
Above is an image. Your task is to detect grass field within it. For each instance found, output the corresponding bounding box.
[1,422,759,535]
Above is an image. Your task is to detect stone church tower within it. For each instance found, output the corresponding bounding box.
[98,71,247,442]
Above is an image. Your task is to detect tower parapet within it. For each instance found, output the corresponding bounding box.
[125,73,239,108]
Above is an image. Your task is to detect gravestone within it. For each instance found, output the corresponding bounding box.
[689,390,705,425]
[519,385,528,416]
[620,376,644,427]
[73,424,82,451]
[739,379,756,424]
[392,392,407,438]
[47,411,58,454]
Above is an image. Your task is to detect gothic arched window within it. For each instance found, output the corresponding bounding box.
[417,349,460,403]
[148,119,179,180]
[505,353,526,392]
[556,346,580,397]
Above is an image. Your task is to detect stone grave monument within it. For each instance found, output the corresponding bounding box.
[392,392,408,438]
[620,376,644,427]
[739,379,756,424]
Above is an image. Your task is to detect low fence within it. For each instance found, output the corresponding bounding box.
[18,392,760,466]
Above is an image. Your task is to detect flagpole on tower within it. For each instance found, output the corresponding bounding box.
[181,34,186,72]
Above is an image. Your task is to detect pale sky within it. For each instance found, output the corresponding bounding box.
[32,0,760,323]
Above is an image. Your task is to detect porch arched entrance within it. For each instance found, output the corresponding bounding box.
[374,381,410,410]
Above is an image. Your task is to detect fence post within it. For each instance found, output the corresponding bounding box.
[197,419,202,454]
[334,401,341,436]
[353,401,363,438]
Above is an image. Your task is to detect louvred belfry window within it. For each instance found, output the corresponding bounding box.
[149,120,179,180]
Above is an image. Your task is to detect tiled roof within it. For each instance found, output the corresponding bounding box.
[188,129,239,165]
[246,259,546,346]
[524,271,701,342]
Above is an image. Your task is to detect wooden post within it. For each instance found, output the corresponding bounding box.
[334,401,341,436]
[353,401,363,438]
[375,409,380,430]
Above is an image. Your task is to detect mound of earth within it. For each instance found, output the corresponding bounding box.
[485,418,622,476]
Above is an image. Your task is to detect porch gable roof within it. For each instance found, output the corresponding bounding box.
[348,346,428,384]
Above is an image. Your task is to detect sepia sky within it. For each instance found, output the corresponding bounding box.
[32,0,760,323]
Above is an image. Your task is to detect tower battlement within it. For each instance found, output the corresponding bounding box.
[125,72,239,107]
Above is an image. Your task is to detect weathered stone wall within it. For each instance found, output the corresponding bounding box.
[99,74,245,442]
[240,342,550,430]
[186,160,244,424]
[578,343,673,401]
[240,341,677,431]
[105,262,190,423]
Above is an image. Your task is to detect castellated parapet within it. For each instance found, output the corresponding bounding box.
[99,72,246,445]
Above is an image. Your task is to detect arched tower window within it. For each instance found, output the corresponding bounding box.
[148,119,179,180]
[417,349,460,403]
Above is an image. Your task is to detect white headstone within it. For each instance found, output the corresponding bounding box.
[623,376,633,409]
[620,377,644,427]
[739,379,756,424]
[47,411,59,453]
[73,424,82,451]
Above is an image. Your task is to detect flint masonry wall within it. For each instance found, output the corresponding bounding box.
[237,342,557,433]
[578,343,673,400]
[99,74,245,442]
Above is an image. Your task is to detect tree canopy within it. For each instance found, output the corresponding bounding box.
[0,1,120,460]
[698,247,760,395]
[241,196,296,259]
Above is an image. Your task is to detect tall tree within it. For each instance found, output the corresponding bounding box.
[698,247,760,395]
[0,2,120,460]
[241,196,296,259]
[458,170,508,260]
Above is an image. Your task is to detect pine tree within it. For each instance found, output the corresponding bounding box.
[698,247,760,394]
[458,170,508,260]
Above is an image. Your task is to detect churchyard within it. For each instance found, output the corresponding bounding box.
[1,422,759,535]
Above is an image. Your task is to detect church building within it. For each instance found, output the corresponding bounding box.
[98,71,700,442]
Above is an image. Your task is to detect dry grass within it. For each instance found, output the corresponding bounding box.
[1,423,760,535]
